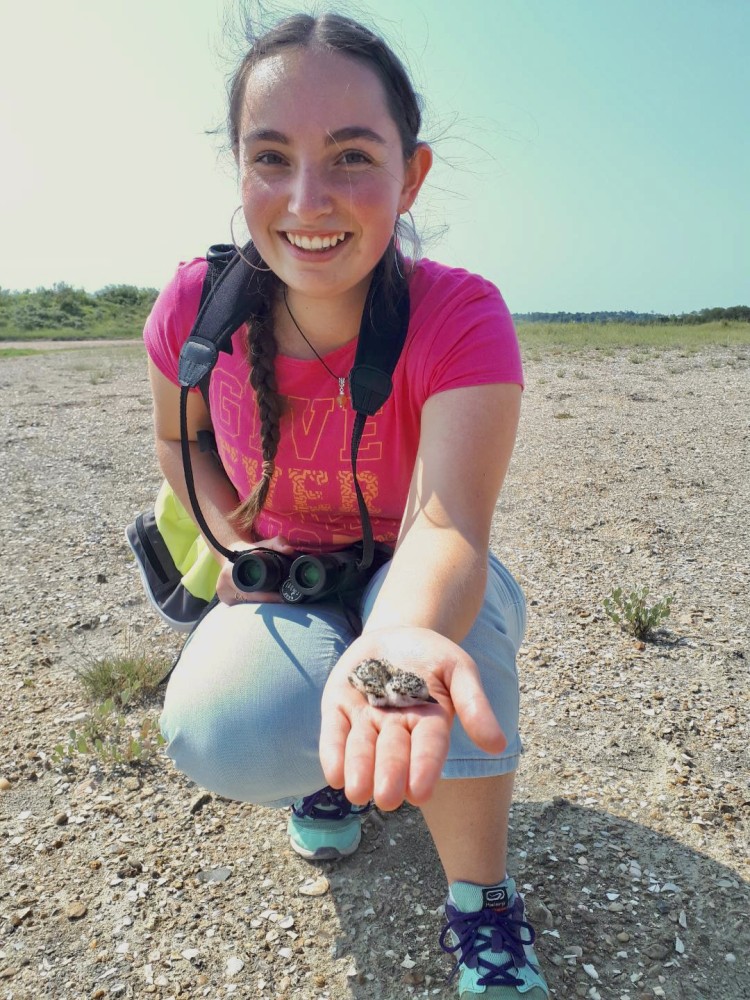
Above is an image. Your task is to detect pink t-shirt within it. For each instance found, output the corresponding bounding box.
[144,257,523,551]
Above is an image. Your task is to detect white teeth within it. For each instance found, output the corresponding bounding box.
[285,232,347,250]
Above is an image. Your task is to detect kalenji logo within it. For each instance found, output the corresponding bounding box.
[482,886,509,910]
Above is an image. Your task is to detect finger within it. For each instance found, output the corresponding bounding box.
[372,720,410,811]
[405,716,451,804]
[318,705,351,791]
[249,592,285,604]
[228,590,284,605]
[342,715,379,805]
[449,662,507,754]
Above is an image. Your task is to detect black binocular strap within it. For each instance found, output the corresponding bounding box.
[348,263,411,569]
[177,244,411,572]
[179,385,236,564]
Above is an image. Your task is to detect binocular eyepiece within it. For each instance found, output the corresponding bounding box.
[232,547,361,603]
[232,548,293,593]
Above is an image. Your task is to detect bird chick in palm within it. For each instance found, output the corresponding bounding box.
[348,658,438,708]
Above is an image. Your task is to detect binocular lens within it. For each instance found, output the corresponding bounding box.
[232,549,292,593]
[289,555,332,597]
[235,560,264,589]
[297,561,322,589]
[231,546,362,601]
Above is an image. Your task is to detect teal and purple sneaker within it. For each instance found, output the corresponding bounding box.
[287,786,371,861]
[440,876,549,998]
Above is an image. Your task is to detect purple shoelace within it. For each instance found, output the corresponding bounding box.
[291,786,371,821]
[439,895,537,988]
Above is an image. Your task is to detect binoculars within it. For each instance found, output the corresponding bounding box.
[232,546,363,604]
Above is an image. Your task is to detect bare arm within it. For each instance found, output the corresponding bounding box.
[320,381,522,807]
[364,382,522,640]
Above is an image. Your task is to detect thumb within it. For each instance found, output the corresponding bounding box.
[447,658,507,754]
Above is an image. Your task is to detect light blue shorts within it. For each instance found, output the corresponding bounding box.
[160,554,525,807]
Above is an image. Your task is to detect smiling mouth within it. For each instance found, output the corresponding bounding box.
[284,231,349,251]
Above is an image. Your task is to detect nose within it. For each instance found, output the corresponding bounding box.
[287,165,333,221]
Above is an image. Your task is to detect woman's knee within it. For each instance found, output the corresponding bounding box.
[159,601,350,803]
[161,691,324,804]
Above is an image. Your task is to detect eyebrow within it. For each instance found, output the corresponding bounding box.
[326,126,386,146]
[241,125,387,146]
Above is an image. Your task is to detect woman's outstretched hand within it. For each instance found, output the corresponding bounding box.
[319,626,506,811]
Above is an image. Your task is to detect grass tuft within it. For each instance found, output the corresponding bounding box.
[53,637,170,769]
[74,637,168,707]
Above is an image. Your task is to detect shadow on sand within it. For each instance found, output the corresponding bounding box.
[319,798,748,1000]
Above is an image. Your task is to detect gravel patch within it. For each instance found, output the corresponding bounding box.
[1,343,748,999]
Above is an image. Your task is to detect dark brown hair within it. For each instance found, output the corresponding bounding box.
[228,13,423,534]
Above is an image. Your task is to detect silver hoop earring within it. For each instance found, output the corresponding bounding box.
[395,210,418,275]
[393,215,408,278]
[394,245,405,279]
[393,214,402,251]
[230,205,273,272]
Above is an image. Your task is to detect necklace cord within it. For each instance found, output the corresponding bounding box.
[283,286,346,383]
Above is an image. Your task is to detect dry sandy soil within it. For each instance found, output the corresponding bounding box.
[0,342,748,1000]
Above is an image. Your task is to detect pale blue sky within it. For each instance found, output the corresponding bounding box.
[1,0,748,312]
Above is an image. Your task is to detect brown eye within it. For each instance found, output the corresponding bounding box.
[255,151,287,166]
[339,150,371,165]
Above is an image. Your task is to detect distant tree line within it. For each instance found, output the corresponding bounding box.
[2,283,748,334]
[514,306,750,325]
[0,283,159,332]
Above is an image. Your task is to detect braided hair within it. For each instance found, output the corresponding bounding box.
[230,258,282,533]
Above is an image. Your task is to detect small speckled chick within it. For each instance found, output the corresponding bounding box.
[348,658,438,708]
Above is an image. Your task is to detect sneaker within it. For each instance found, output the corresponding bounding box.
[287,786,371,861]
[440,876,549,998]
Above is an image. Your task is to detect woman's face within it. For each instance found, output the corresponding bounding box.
[236,46,430,306]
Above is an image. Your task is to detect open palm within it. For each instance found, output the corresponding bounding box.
[319,626,506,810]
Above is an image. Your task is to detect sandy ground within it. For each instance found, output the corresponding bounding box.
[0,342,748,1000]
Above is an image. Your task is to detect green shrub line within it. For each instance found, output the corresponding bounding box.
[0,283,157,342]
[2,283,748,349]
[6,318,750,351]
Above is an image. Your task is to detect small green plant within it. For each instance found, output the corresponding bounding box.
[53,636,170,767]
[603,586,673,640]
[52,699,166,766]
[75,640,167,706]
